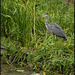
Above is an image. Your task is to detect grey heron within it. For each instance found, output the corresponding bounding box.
[39,13,67,47]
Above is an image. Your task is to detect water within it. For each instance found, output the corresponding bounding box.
[1,64,41,75]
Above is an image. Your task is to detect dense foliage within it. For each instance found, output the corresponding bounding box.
[1,0,74,74]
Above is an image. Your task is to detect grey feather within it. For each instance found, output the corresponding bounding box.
[49,23,66,38]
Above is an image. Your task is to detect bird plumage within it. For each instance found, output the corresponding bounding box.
[48,22,67,40]
[40,13,67,41]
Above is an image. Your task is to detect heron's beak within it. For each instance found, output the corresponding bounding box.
[39,16,42,18]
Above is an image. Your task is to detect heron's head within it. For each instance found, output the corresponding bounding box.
[39,13,48,17]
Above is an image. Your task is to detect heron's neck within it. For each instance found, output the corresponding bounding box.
[45,16,49,25]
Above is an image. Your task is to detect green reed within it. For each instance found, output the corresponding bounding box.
[1,0,74,74]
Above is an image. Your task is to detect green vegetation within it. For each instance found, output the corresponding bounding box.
[1,0,74,74]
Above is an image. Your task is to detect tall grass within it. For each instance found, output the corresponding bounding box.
[1,0,74,74]
[1,0,74,47]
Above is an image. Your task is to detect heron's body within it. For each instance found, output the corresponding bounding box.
[40,13,67,47]
[46,22,67,40]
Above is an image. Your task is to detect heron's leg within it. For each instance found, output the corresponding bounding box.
[54,35,56,47]
[55,35,58,55]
